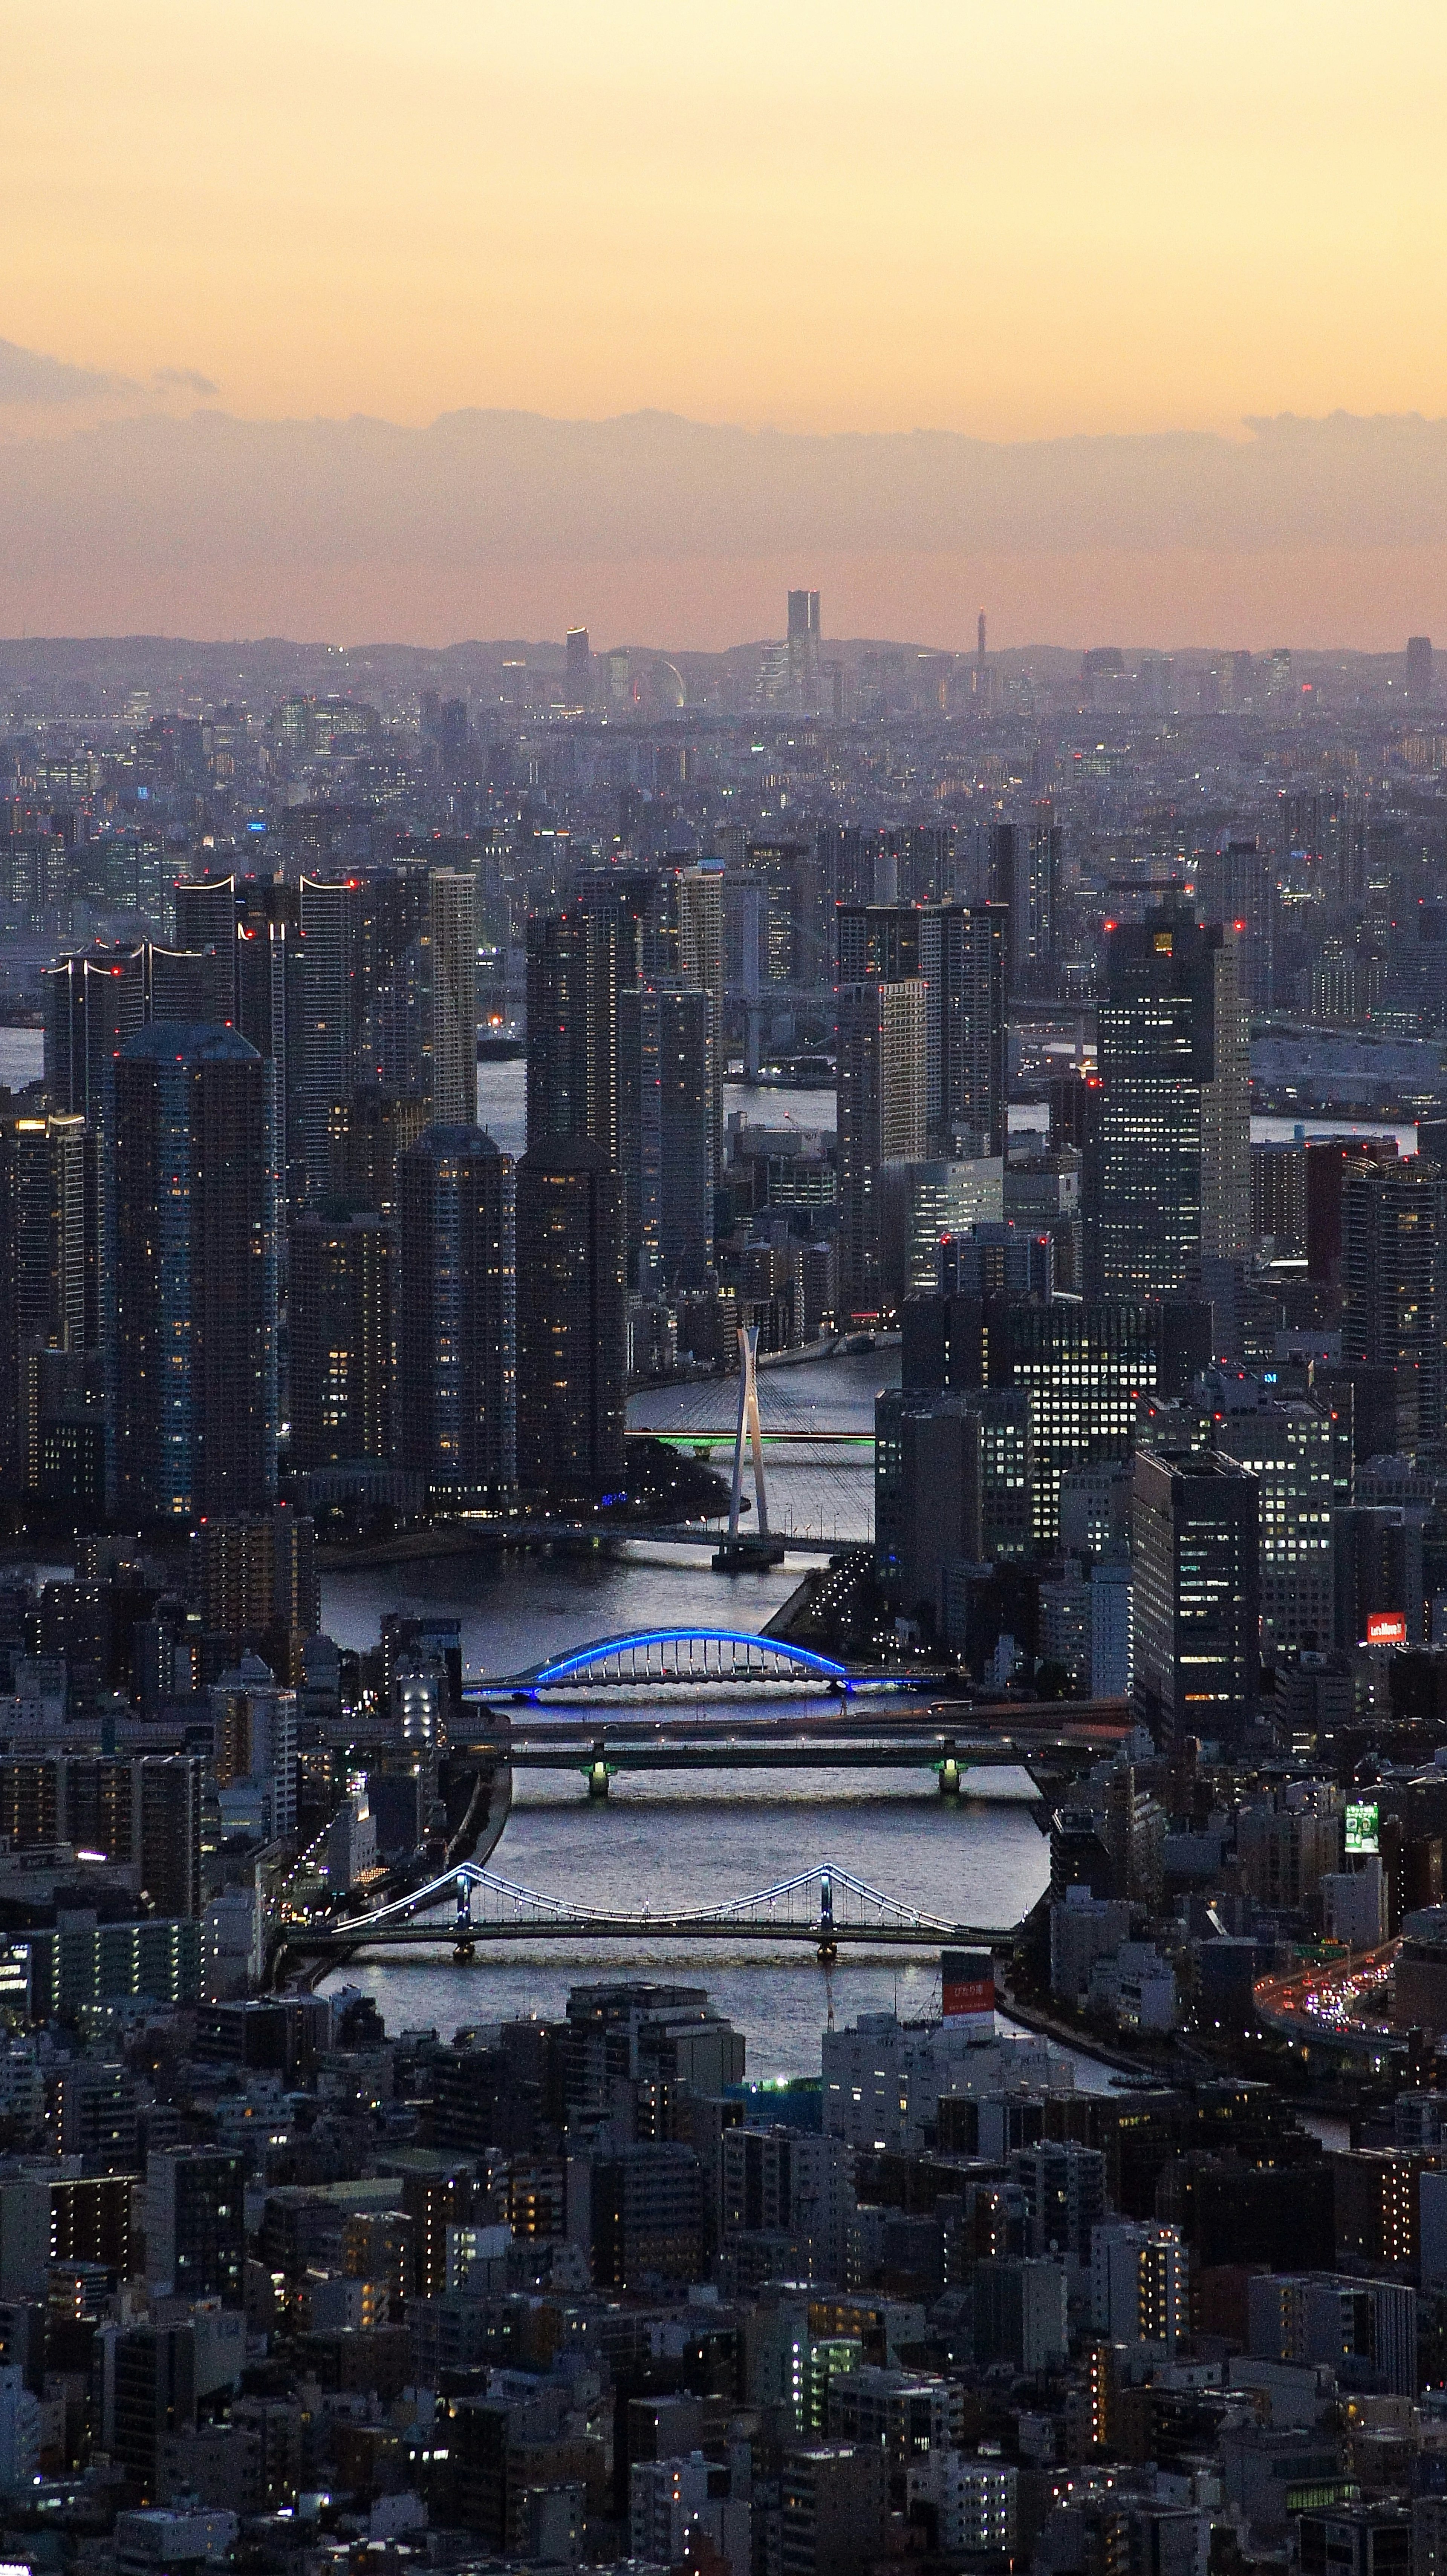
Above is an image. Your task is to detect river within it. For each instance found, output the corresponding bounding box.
[318,1315,1064,2080]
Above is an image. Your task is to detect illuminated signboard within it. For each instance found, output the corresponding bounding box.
[1365,1611,1407,1645]
[1345,1802,1380,1855]
[942,1947,995,2023]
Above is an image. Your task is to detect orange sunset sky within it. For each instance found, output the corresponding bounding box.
[6,1,1447,647]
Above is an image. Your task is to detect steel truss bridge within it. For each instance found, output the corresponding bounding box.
[278,1858,1006,1967]
[502,1627,858,1695]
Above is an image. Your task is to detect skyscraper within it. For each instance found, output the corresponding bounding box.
[427,868,479,1125]
[515,1139,626,1501]
[837,902,1005,1160]
[836,979,927,1323]
[41,944,230,1126]
[0,1110,97,1497]
[1131,1446,1260,1747]
[288,1211,393,1472]
[786,588,821,708]
[1407,635,1434,703]
[107,1025,277,1522]
[565,626,592,708]
[676,864,725,1178]
[526,901,633,1162]
[1091,909,1249,1297]
[297,876,361,1203]
[939,905,1008,1158]
[326,1083,428,1218]
[618,983,714,1292]
[397,1125,516,1501]
[1023,802,1062,988]
[1342,1157,1447,1450]
[836,905,944,1139]
[43,946,147,1121]
[1197,838,1274,1011]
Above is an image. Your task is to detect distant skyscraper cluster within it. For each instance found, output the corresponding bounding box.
[6,609,1447,1747]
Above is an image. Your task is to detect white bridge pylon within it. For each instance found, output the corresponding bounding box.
[327,1858,961,1939]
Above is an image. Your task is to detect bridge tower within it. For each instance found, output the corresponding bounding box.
[714,1322,785,1570]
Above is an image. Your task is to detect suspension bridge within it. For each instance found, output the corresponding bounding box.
[275,1857,1008,1971]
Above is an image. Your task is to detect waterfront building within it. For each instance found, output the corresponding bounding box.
[288,1210,393,1471]
[1131,1446,1260,1746]
[427,868,479,1124]
[396,1123,515,1501]
[108,1024,277,1523]
[516,1138,626,1502]
[836,979,927,1323]
[618,982,714,1293]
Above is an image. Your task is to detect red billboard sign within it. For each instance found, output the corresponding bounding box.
[1365,1612,1407,1645]
[942,1947,995,2020]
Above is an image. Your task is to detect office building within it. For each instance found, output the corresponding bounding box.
[515,1140,625,1501]
[427,869,479,1124]
[1132,1448,1260,1746]
[144,2149,246,2305]
[906,1291,1168,1549]
[288,1212,393,1472]
[1210,1385,1334,1648]
[1198,838,1274,1010]
[1092,910,1250,1296]
[564,626,591,706]
[1343,1158,1447,1450]
[877,1157,1003,1305]
[1408,635,1435,702]
[397,1124,516,1501]
[836,979,926,1323]
[107,1025,277,1523]
[619,983,714,1293]
[876,1387,1031,1618]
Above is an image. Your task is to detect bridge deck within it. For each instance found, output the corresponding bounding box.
[283,1916,999,1953]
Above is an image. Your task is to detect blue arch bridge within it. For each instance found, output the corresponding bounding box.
[502,1628,857,1697]
[276,1858,1010,1971]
